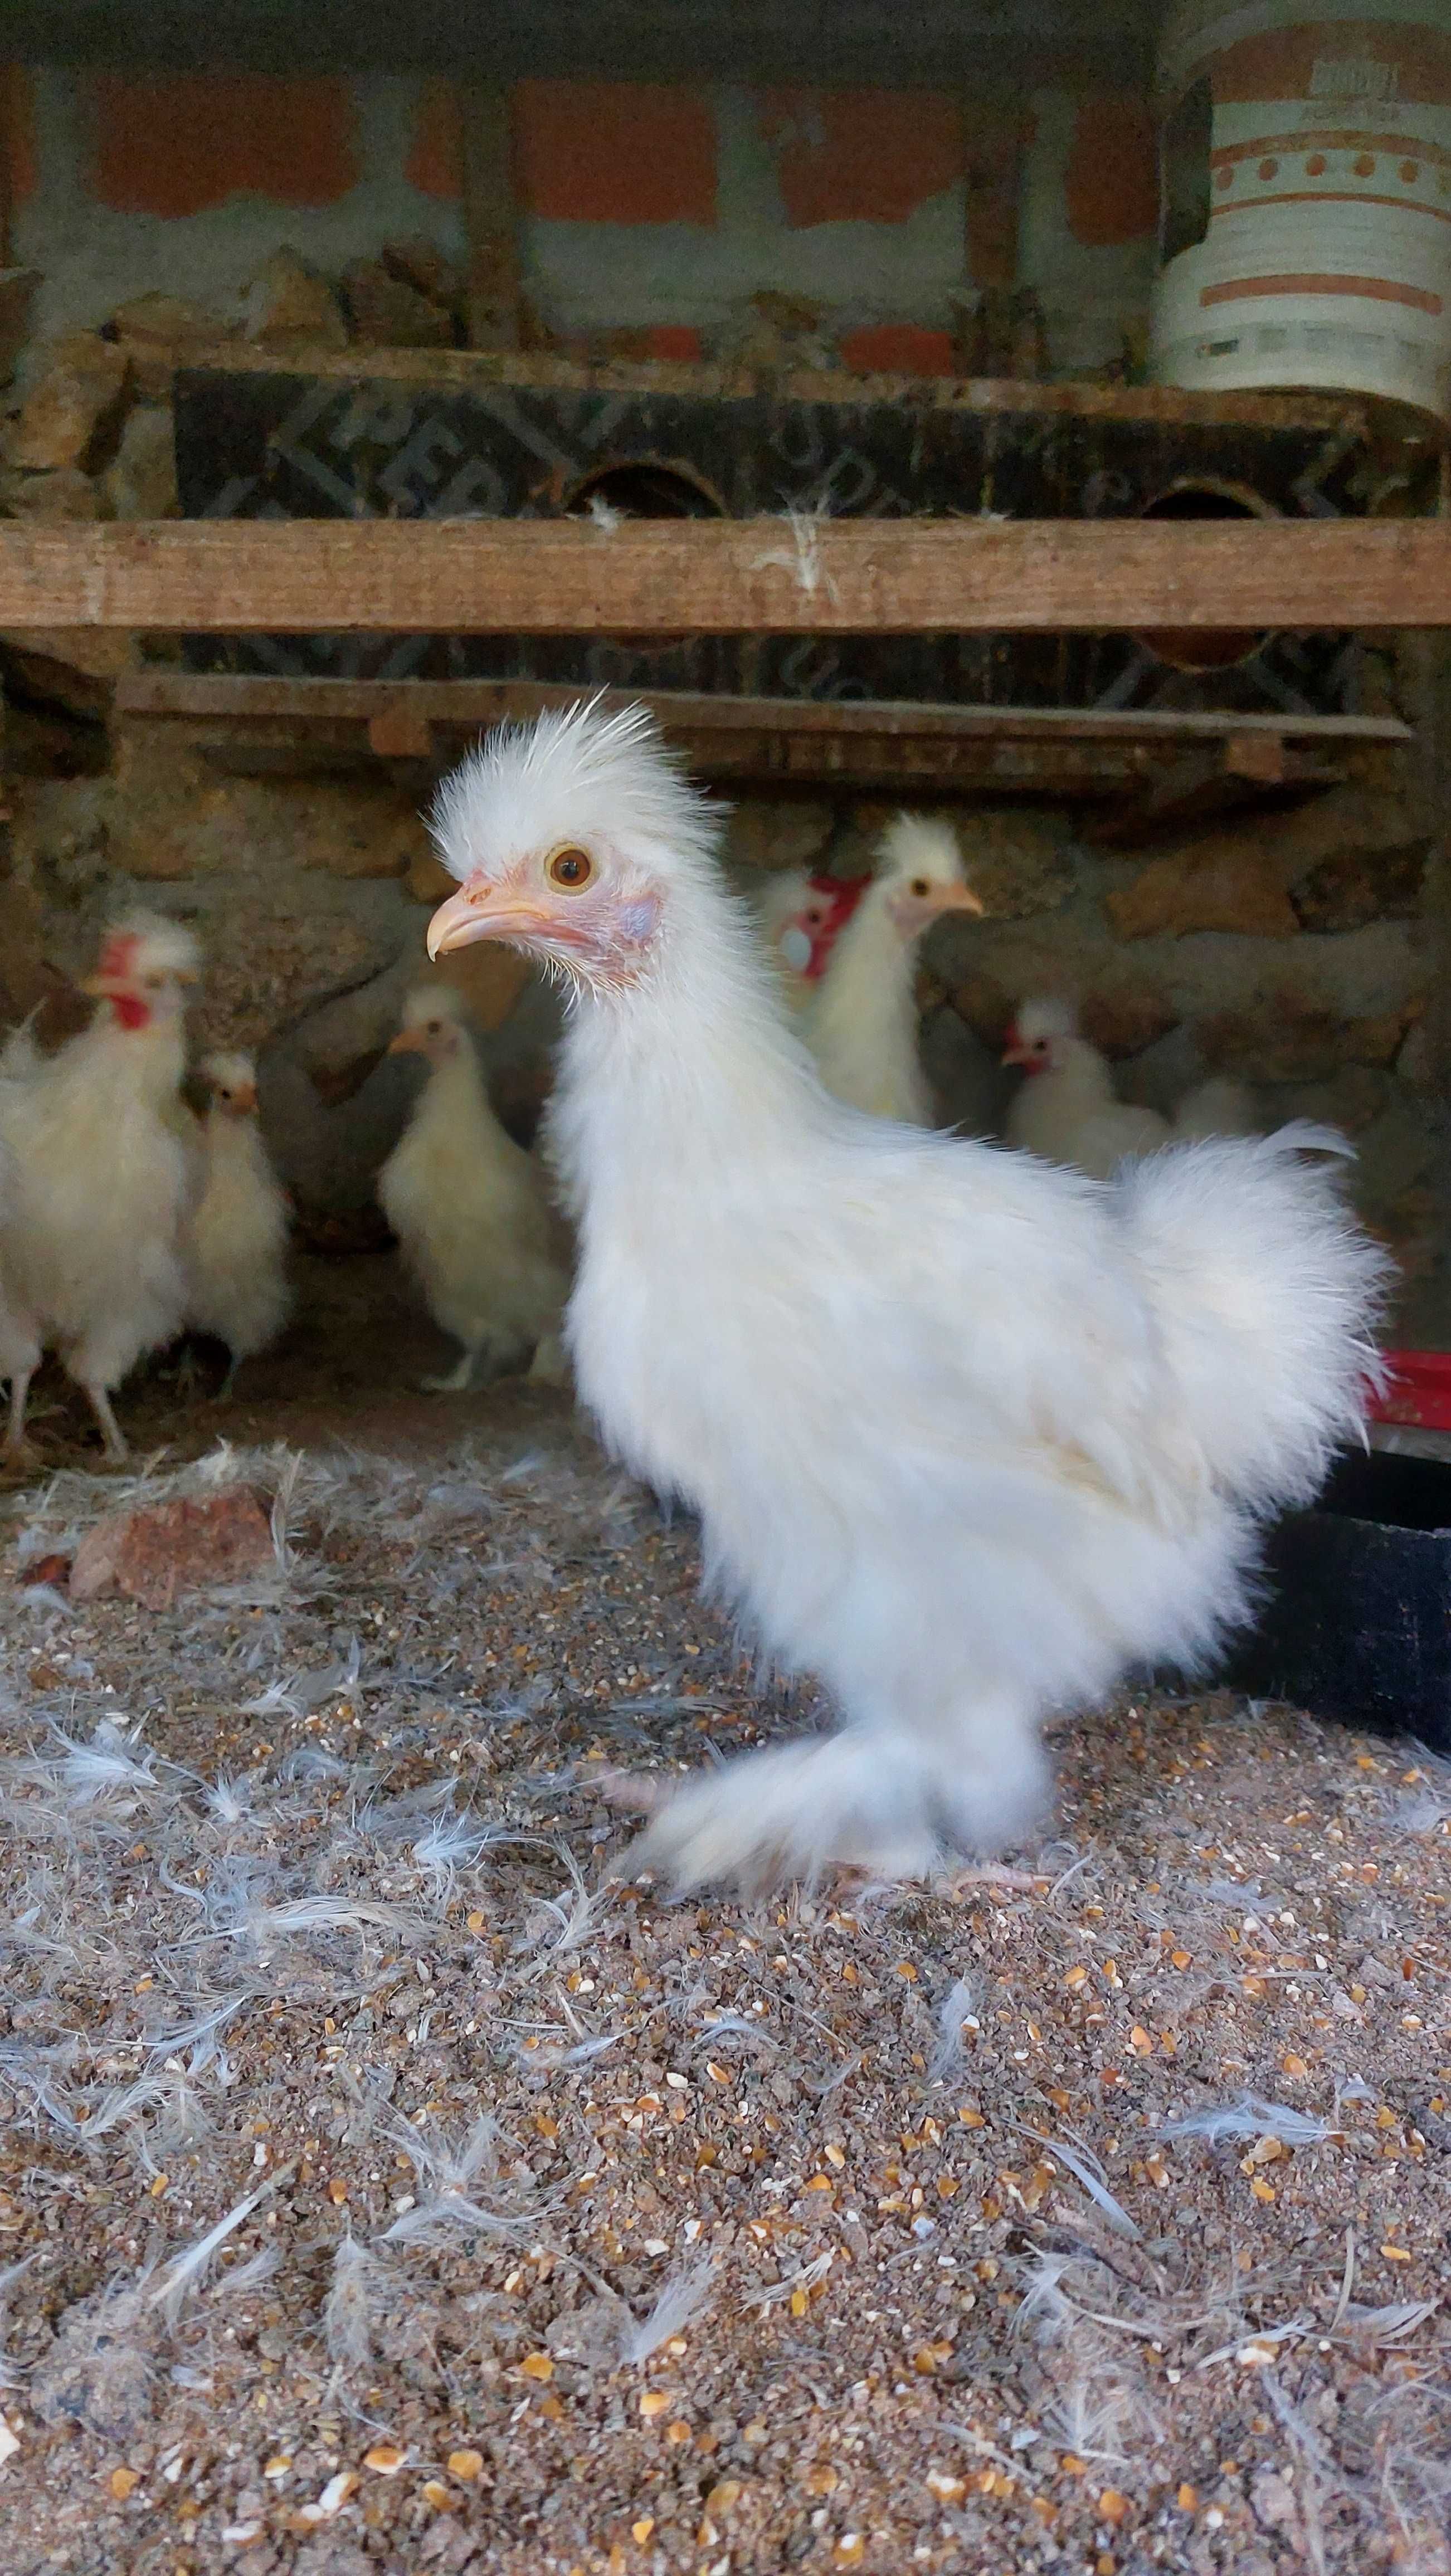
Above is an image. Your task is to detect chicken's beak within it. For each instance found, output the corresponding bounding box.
[387,1028,427,1055]
[428,878,546,960]
[80,973,120,998]
[231,1082,258,1113]
[1001,1042,1034,1067]
[923,884,985,921]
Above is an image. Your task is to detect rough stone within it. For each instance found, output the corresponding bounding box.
[1197,994,1425,1082]
[240,247,349,352]
[341,258,456,349]
[406,846,458,903]
[944,967,1016,1051]
[381,237,466,312]
[1079,982,1178,1060]
[960,808,1076,919]
[0,466,101,521]
[1290,836,1429,933]
[1106,849,1298,940]
[198,909,381,1056]
[8,333,130,472]
[106,290,230,349]
[436,944,533,1032]
[99,403,179,520]
[726,800,834,876]
[70,1487,275,1610]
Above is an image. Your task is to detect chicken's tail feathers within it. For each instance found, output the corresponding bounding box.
[1118,1124,1393,1521]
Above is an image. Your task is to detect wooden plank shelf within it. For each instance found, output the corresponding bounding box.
[109,672,1412,802]
[1,516,1448,635]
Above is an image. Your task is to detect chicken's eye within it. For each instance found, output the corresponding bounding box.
[426,1021,441,1035]
[546,845,594,892]
[910,877,931,899]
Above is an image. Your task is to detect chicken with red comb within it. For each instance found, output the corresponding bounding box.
[0,913,201,1461]
[426,702,1388,1894]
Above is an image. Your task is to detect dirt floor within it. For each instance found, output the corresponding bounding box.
[0,1260,1447,2576]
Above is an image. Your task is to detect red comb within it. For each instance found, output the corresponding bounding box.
[794,875,869,980]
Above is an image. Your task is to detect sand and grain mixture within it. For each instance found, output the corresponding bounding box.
[0,1322,1445,2576]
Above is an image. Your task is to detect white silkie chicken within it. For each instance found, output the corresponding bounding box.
[804,816,983,1126]
[1004,998,1257,1179]
[756,869,865,1011]
[0,916,201,1462]
[186,1051,292,1394]
[425,704,1387,1892]
[378,984,570,1391]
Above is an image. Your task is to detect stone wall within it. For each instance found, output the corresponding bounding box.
[3,678,1445,1334]
[2,65,1156,379]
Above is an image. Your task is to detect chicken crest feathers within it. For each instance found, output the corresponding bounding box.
[875,812,967,885]
[430,699,723,885]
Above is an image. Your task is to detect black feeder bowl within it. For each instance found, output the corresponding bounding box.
[1223,1449,1451,1753]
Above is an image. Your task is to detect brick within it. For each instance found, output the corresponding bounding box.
[0,66,37,209]
[90,72,358,217]
[645,324,703,362]
[839,325,956,378]
[406,80,462,200]
[1063,94,1157,247]
[70,1488,275,1611]
[513,80,717,226]
[9,335,130,472]
[1106,851,1299,940]
[758,89,961,227]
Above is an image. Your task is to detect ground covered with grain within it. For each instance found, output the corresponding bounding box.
[0,1280,1447,2576]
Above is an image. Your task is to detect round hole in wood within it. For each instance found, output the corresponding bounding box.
[559,457,728,659]
[1134,475,1279,672]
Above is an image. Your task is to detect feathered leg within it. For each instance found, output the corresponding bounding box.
[632,1698,1048,1896]
[421,1349,479,1395]
[4,1365,35,1464]
[82,1381,129,1465]
[527,1330,571,1389]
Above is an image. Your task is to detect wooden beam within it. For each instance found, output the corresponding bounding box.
[114,672,1413,746]
[457,84,521,352]
[7,518,1451,633]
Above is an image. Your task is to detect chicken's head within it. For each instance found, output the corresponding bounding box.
[388,984,472,1066]
[82,915,201,1032]
[199,1050,258,1116]
[425,701,716,998]
[874,814,983,945]
[1002,996,1079,1074]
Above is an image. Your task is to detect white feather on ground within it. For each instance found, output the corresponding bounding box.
[803,813,982,1125]
[0,914,202,1461]
[426,701,1390,1892]
[185,1050,292,1391]
[377,985,571,1392]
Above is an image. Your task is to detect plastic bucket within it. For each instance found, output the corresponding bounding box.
[1150,3,1451,422]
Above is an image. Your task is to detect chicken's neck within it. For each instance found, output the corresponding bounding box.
[82,1011,187,1102]
[553,875,827,1203]
[805,887,916,1075]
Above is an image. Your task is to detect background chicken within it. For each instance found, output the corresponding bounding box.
[185,1050,292,1395]
[756,868,865,1009]
[378,984,570,1392]
[1004,996,1256,1178]
[0,915,200,1462]
[803,814,983,1125]
[427,703,1387,1892]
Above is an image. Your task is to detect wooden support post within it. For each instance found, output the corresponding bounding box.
[956,99,1030,376]
[458,85,521,353]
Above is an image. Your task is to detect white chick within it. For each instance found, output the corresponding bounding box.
[804,816,983,1125]
[425,702,1387,1893]
[0,915,201,1461]
[1004,997,1172,1178]
[186,1050,292,1394]
[378,984,570,1391]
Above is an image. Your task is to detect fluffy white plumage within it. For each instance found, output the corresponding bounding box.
[0,914,202,1461]
[426,704,1389,1890]
[1005,997,1257,1178]
[186,1051,292,1392]
[377,984,570,1391]
[804,814,981,1125]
